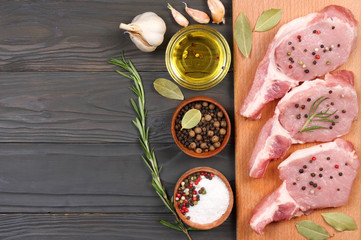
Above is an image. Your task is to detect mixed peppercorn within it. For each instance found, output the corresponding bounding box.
[175,101,227,153]
[292,155,348,194]
[286,25,341,73]
[175,171,214,219]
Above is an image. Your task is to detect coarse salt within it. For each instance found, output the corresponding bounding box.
[186,175,229,224]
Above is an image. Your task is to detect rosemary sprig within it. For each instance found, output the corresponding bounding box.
[298,96,338,133]
[109,54,193,240]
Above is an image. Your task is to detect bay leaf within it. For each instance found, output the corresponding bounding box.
[153,78,184,100]
[254,9,282,32]
[296,220,330,240]
[181,109,201,130]
[234,12,252,58]
[322,212,357,231]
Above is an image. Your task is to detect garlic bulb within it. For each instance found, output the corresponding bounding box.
[168,3,189,27]
[207,0,225,24]
[119,12,166,52]
[183,2,210,24]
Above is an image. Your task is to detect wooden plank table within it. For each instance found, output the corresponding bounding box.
[0,0,235,239]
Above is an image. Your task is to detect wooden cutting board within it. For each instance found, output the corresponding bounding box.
[232,0,361,239]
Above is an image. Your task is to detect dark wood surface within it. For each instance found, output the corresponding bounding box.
[0,0,235,239]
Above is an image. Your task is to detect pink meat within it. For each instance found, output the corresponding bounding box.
[249,71,358,178]
[240,5,357,119]
[250,139,360,234]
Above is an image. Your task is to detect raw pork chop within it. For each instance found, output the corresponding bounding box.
[249,70,358,178]
[250,139,360,234]
[240,5,357,119]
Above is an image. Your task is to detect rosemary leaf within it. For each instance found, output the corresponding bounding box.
[299,126,329,132]
[159,220,183,232]
[298,96,337,133]
[109,54,193,240]
[188,227,206,231]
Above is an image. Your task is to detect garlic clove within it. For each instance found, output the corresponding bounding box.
[207,0,225,24]
[129,32,157,52]
[168,3,189,27]
[183,2,210,24]
[119,12,166,52]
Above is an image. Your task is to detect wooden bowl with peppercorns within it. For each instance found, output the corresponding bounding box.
[173,167,234,230]
[171,96,231,158]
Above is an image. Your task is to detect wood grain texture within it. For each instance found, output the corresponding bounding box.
[1,0,236,238]
[0,213,236,240]
[0,0,232,72]
[233,0,361,239]
[0,143,234,213]
[0,72,233,143]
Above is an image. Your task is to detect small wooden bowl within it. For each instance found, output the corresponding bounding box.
[173,167,234,230]
[171,96,231,158]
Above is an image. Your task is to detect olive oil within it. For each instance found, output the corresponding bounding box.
[166,25,231,90]
[172,31,223,84]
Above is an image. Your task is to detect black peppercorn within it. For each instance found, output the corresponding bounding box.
[299,169,304,173]
[302,186,306,190]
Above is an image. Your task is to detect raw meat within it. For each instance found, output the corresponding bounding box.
[240,5,357,119]
[250,139,360,234]
[249,70,358,178]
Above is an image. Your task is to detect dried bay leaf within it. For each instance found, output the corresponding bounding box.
[254,9,282,32]
[153,78,184,100]
[181,109,201,130]
[296,220,330,240]
[234,12,252,58]
[322,212,357,231]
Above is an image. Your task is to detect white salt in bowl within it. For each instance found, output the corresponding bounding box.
[173,167,234,230]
